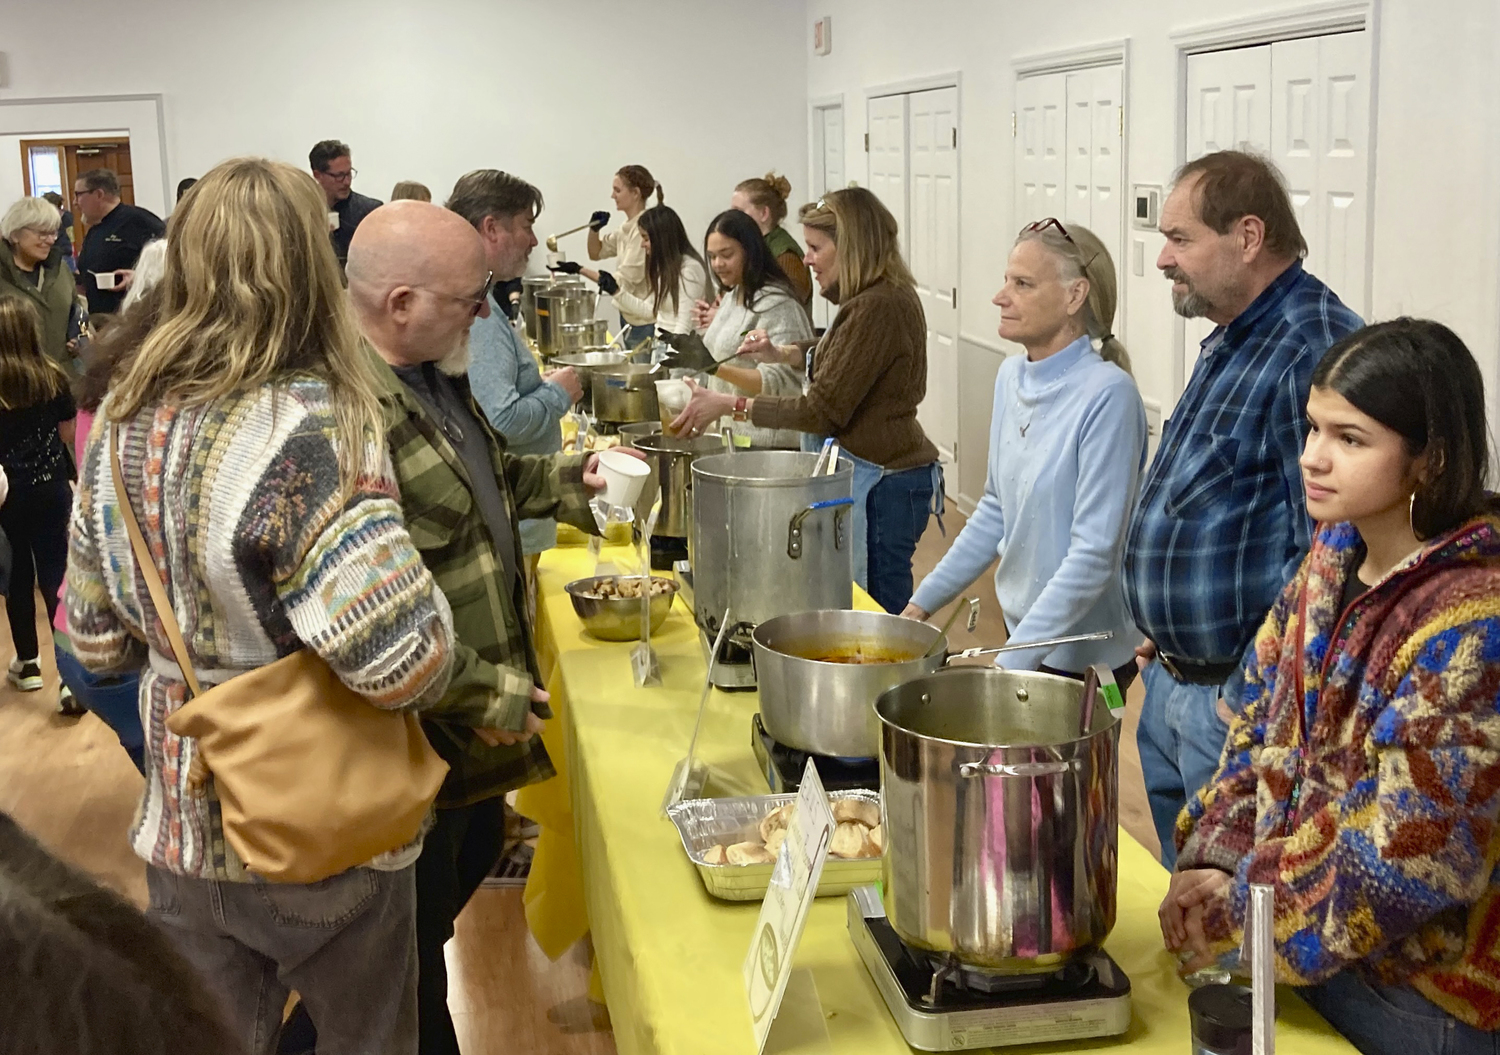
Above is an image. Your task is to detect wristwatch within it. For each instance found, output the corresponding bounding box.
[732,397,750,423]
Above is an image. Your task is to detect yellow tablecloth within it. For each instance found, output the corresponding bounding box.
[521,545,1359,1054]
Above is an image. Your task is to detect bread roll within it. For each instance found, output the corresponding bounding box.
[758,803,795,844]
[765,828,787,860]
[703,844,728,866]
[727,841,776,866]
[868,824,884,854]
[829,821,872,859]
[832,798,880,828]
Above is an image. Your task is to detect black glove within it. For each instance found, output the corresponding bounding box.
[658,331,718,373]
[589,210,611,231]
[548,260,583,275]
[596,270,619,296]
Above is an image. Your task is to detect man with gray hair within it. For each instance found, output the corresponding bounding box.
[342,200,632,1055]
[1123,150,1362,867]
[72,167,163,315]
[446,169,582,568]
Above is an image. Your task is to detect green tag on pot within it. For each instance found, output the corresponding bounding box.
[1090,663,1126,713]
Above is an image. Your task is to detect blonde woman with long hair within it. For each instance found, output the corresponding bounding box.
[904,219,1147,682]
[673,187,941,612]
[65,157,454,1055]
[0,296,79,707]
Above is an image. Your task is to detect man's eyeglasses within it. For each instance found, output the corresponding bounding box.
[321,168,357,183]
[1021,217,1074,243]
[415,271,494,316]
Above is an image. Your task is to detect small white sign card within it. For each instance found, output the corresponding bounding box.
[743,759,837,1054]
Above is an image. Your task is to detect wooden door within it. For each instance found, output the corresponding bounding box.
[20,136,135,248]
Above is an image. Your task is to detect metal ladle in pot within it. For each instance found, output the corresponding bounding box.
[943,629,1113,664]
[922,597,980,658]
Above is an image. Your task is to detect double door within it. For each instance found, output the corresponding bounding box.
[867,87,960,474]
[1181,32,1371,382]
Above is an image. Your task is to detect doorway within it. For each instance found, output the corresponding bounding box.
[1177,27,1373,390]
[20,135,135,250]
[866,84,961,481]
[810,100,845,330]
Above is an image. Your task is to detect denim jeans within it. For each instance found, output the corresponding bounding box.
[865,463,936,613]
[1135,659,1233,869]
[146,863,419,1055]
[1299,970,1500,1055]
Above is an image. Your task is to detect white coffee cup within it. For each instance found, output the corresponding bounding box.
[596,448,650,509]
[328,211,339,232]
[93,271,117,290]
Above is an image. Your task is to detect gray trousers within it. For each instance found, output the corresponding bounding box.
[146,862,419,1055]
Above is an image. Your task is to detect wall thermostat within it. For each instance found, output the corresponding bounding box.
[1132,184,1161,231]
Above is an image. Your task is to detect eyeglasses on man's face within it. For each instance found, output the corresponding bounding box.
[415,271,494,316]
[320,167,357,183]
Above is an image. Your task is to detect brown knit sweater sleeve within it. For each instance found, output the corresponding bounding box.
[751,285,897,433]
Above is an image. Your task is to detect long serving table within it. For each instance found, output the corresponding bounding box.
[516,544,1358,1054]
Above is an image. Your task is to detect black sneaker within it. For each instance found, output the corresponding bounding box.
[58,685,86,717]
[7,659,42,692]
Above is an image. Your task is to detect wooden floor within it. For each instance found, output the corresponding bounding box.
[0,506,1156,1054]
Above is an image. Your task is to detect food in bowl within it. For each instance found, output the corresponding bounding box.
[577,576,673,600]
[793,644,923,665]
[702,796,883,865]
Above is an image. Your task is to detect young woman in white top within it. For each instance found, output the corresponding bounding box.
[558,205,708,335]
[587,164,661,347]
[660,209,812,448]
[903,219,1147,681]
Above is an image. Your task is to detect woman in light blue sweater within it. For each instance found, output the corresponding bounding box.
[905,219,1146,680]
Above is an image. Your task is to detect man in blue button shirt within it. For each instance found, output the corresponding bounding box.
[1124,151,1362,867]
[446,170,582,571]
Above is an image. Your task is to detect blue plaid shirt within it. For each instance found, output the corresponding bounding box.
[1124,261,1362,666]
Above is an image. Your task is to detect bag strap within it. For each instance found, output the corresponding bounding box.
[109,425,203,698]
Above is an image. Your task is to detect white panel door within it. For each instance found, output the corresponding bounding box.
[1182,46,1273,380]
[867,94,909,260]
[1081,66,1125,325]
[1271,32,1369,317]
[1013,72,1067,233]
[814,104,845,329]
[1065,71,1095,231]
[908,86,960,468]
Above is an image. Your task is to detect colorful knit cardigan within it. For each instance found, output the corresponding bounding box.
[1176,512,1500,1028]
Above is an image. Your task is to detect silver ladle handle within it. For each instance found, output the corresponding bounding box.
[945,629,1113,663]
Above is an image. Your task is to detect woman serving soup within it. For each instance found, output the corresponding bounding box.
[671,188,940,614]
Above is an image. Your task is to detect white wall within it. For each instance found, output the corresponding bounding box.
[805,0,1500,497]
[0,0,810,269]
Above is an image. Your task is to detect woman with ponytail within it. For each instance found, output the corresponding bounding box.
[587,164,664,347]
[904,219,1146,682]
[733,173,813,310]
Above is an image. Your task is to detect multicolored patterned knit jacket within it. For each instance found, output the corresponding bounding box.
[1176,511,1500,1028]
[65,381,456,881]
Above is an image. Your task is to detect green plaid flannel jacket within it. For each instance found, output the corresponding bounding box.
[374,351,599,808]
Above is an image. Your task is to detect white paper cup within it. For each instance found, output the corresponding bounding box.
[596,448,650,509]
[93,271,117,290]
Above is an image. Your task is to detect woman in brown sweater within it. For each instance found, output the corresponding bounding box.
[673,188,941,612]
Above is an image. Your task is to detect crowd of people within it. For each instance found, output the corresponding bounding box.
[0,131,1497,1055]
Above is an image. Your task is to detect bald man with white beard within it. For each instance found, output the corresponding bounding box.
[340,201,643,1055]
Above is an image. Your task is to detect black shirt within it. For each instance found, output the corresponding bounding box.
[76,202,165,315]
[0,390,76,488]
[330,190,382,264]
[55,210,75,260]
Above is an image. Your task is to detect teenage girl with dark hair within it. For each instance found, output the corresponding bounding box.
[0,295,80,712]
[1162,318,1500,1054]
[586,164,663,347]
[659,209,812,448]
[555,205,708,335]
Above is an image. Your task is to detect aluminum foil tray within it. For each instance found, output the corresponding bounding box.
[666,790,883,901]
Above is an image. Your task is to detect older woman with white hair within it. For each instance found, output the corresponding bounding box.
[0,196,79,374]
[904,219,1147,683]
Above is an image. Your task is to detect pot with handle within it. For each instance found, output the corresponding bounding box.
[876,666,1119,973]
[536,286,599,358]
[591,362,662,424]
[689,451,853,635]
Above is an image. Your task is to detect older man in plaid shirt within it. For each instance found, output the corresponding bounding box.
[1124,152,1362,868]
[339,200,643,1055]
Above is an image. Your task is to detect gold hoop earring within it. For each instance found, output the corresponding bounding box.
[1409,490,1419,540]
